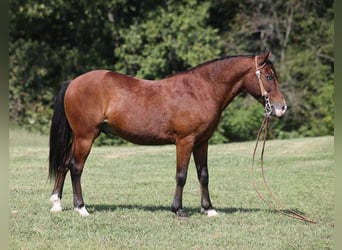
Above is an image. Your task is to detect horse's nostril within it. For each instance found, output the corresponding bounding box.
[281,105,287,114]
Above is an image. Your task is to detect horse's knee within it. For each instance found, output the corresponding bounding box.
[70,165,83,176]
[176,171,187,186]
[68,160,83,176]
[197,167,209,185]
[200,173,209,185]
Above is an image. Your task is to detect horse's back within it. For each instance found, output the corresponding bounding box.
[65,69,142,105]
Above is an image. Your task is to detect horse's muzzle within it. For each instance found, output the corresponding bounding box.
[272,103,287,117]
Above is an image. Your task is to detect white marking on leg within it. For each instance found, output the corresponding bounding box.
[207,209,219,217]
[50,194,62,213]
[74,206,89,216]
[201,207,219,217]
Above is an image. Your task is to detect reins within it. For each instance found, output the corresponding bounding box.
[252,55,317,224]
[251,115,317,224]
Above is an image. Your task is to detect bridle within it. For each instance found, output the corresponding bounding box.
[255,56,272,117]
[252,56,317,224]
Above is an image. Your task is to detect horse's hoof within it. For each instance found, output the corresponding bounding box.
[74,206,90,216]
[201,207,219,217]
[50,194,62,213]
[50,204,62,213]
[175,209,187,218]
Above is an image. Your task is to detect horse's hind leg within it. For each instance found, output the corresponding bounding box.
[69,136,94,216]
[50,135,93,215]
[50,169,68,213]
[193,141,218,217]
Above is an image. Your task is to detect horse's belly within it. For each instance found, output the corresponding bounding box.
[100,121,175,145]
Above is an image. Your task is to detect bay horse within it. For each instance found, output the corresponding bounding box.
[49,51,287,217]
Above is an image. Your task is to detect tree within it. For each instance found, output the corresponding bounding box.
[10,0,115,132]
[113,0,221,79]
[9,0,334,142]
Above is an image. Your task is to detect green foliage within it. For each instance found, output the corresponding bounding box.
[9,0,334,143]
[223,96,265,141]
[94,132,127,146]
[114,1,221,79]
[280,47,334,137]
[9,0,115,133]
[212,96,264,143]
[9,39,55,133]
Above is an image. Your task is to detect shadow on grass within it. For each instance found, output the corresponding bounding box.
[86,203,300,217]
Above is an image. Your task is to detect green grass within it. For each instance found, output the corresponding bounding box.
[9,128,334,249]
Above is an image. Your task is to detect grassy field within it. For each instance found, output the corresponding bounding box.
[9,129,334,249]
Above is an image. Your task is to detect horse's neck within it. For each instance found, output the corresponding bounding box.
[198,59,251,111]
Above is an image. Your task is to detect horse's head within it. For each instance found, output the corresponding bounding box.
[245,52,287,117]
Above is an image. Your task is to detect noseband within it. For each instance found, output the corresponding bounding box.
[255,56,272,117]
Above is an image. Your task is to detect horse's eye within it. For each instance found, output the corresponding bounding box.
[266,75,273,81]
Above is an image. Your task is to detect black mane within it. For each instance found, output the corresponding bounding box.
[166,54,257,78]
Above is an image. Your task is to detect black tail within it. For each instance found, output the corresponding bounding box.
[49,81,73,180]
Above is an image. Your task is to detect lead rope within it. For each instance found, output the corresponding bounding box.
[251,115,317,224]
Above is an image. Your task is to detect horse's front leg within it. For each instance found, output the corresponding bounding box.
[193,141,218,217]
[171,139,194,217]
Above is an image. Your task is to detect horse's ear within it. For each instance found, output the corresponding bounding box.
[265,51,271,59]
[257,51,271,66]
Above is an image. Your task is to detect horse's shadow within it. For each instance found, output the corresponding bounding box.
[86,203,304,217]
